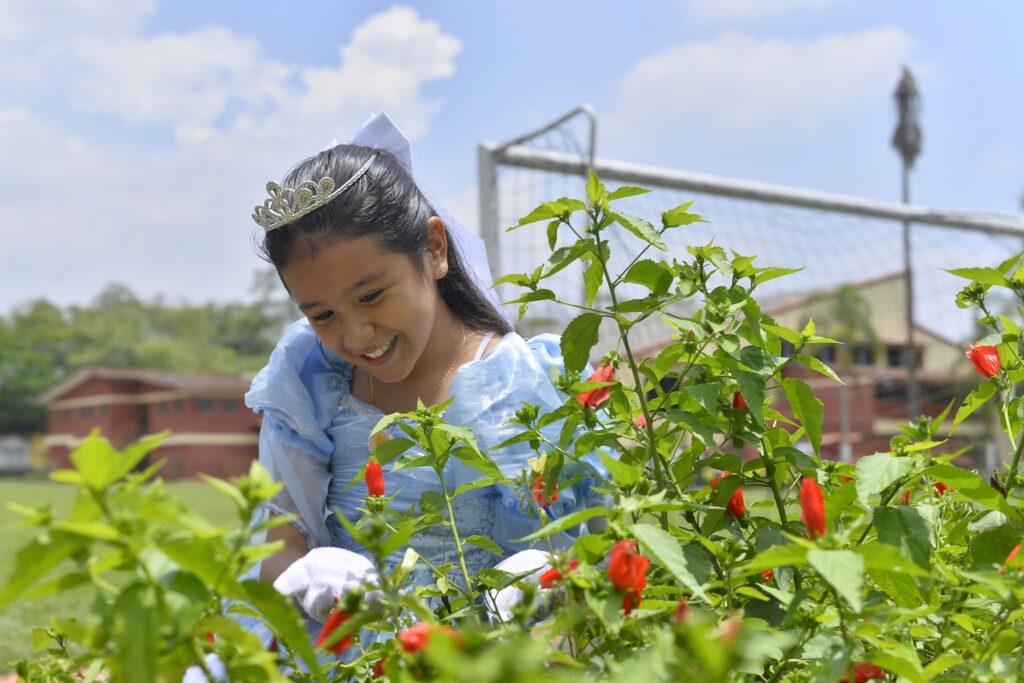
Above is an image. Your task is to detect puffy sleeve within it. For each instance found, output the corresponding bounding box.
[446,333,612,554]
[245,319,344,549]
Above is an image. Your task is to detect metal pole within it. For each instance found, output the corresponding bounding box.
[477,143,502,287]
[902,164,919,419]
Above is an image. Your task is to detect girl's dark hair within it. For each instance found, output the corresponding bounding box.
[257,145,511,336]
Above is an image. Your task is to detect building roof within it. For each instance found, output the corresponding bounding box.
[38,367,253,404]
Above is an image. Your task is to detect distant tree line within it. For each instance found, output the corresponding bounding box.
[0,270,297,435]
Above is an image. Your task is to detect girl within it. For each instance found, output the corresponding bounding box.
[246,114,607,625]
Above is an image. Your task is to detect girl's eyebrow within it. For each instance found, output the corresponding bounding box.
[297,272,384,311]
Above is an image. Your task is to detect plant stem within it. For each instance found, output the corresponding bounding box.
[435,466,474,596]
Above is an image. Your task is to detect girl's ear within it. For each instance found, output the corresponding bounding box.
[425,216,449,280]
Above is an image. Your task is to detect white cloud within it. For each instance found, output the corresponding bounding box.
[606,28,913,147]
[686,0,832,23]
[0,0,155,44]
[0,6,462,312]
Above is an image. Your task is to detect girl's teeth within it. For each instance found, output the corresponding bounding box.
[366,337,393,359]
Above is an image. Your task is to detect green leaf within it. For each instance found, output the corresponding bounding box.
[631,524,708,600]
[752,267,803,286]
[951,381,997,432]
[464,535,504,556]
[745,544,809,573]
[609,211,666,250]
[601,452,640,487]
[585,171,607,208]
[854,542,929,577]
[240,580,324,681]
[762,323,802,347]
[854,453,912,505]
[795,354,843,384]
[731,370,765,425]
[781,378,823,456]
[808,549,863,612]
[0,531,88,610]
[583,255,603,308]
[924,464,1022,523]
[870,643,925,683]
[661,200,707,228]
[685,382,723,417]
[946,266,1009,287]
[113,583,158,683]
[511,201,564,229]
[623,259,672,296]
[607,185,651,201]
[515,507,607,542]
[872,506,932,569]
[561,313,603,375]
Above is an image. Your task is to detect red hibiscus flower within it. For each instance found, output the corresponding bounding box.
[365,458,385,498]
[711,471,746,517]
[607,539,650,615]
[934,482,950,497]
[372,659,387,677]
[966,342,1001,379]
[841,662,885,682]
[532,475,560,507]
[316,607,352,656]
[732,391,747,410]
[577,363,615,408]
[800,478,827,539]
[1000,543,1021,575]
[539,559,578,589]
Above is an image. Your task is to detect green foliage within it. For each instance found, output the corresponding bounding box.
[6,180,1024,681]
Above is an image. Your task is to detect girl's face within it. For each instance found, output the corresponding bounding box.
[279,219,451,386]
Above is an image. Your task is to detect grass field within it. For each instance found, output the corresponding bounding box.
[0,477,236,672]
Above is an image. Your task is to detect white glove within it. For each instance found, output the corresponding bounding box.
[272,547,379,622]
[485,549,553,623]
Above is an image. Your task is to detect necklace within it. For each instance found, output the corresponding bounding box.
[369,326,468,407]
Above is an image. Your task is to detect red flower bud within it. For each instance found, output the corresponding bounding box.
[898,490,911,505]
[672,596,690,623]
[839,475,853,483]
[316,607,352,656]
[966,342,1001,379]
[532,475,560,507]
[204,632,215,644]
[841,662,885,683]
[934,481,950,497]
[711,471,746,517]
[365,459,385,498]
[732,391,747,410]
[539,559,578,589]
[760,569,774,582]
[607,540,650,615]
[800,478,827,539]
[633,414,648,428]
[398,622,459,653]
[577,363,615,408]
[1000,543,1020,575]
[372,659,387,677]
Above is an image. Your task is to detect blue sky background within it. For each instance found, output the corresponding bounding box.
[1,0,1021,313]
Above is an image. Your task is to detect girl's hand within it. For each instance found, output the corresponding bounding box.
[273,547,379,622]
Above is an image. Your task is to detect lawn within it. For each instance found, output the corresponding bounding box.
[0,477,236,672]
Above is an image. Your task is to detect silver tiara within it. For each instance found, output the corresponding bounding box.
[252,154,377,232]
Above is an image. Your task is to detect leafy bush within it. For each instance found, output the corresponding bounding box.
[5,176,1024,682]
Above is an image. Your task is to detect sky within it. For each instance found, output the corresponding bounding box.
[1,0,1022,315]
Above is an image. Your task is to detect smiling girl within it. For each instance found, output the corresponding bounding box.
[244,114,608,636]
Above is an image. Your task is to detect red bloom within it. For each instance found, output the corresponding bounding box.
[372,659,387,677]
[800,478,827,539]
[732,391,747,410]
[633,414,648,428]
[1000,543,1021,575]
[539,559,578,589]
[532,475,560,507]
[841,663,885,683]
[898,490,911,505]
[718,616,742,644]
[672,596,690,623]
[365,459,385,498]
[760,569,774,582]
[966,342,1001,379]
[204,632,215,644]
[398,622,460,653]
[577,363,615,408]
[711,471,746,517]
[607,540,650,615]
[316,608,352,656]
[839,475,853,483]
[934,481,950,497]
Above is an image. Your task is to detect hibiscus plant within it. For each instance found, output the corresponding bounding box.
[5,174,1024,682]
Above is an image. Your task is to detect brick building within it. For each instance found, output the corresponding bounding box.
[39,368,261,479]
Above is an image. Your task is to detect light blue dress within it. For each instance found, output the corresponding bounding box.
[244,319,610,582]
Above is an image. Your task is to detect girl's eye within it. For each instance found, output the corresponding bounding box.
[311,310,334,323]
[360,289,383,304]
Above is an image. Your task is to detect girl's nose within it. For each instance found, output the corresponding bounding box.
[343,318,374,351]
